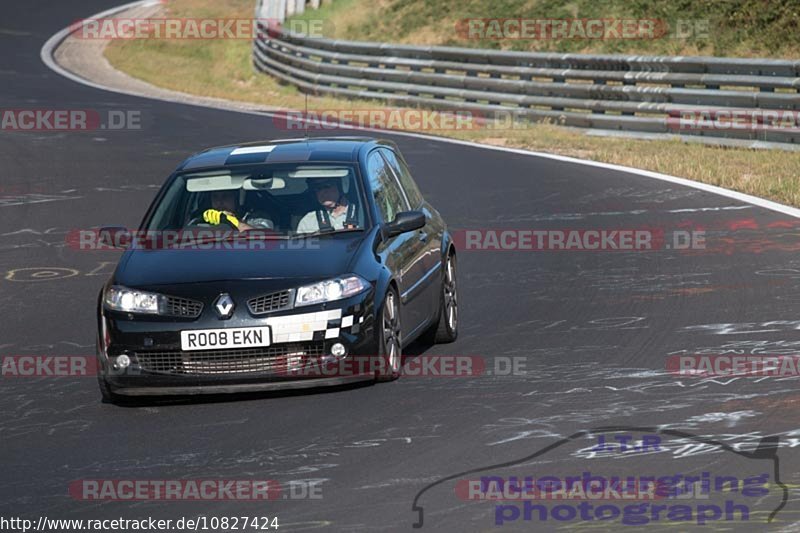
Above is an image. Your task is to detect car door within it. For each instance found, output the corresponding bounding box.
[379,148,442,325]
[366,150,429,337]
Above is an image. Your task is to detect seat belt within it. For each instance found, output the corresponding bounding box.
[315,209,333,231]
[316,197,357,231]
[344,201,358,229]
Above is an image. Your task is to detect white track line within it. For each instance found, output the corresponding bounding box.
[40,0,800,220]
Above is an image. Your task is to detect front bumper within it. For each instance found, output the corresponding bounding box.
[99,291,377,395]
[112,374,374,396]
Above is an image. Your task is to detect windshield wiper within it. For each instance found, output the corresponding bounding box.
[294,228,364,239]
[232,230,286,240]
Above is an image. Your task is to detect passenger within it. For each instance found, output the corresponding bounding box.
[296,178,358,234]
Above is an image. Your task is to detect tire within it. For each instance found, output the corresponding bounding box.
[375,287,402,382]
[97,373,121,404]
[96,347,124,404]
[423,252,458,344]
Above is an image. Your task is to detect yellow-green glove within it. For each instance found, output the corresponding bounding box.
[203,209,240,229]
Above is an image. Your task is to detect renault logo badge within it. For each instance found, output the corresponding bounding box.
[214,293,235,319]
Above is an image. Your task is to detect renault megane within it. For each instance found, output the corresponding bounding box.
[95,137,458,402]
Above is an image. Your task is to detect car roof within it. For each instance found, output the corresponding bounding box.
[177,137,398,172]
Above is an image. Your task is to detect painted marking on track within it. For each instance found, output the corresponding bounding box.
[5,267,79,282]
[3,262,115,282]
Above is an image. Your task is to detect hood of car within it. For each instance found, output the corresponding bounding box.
[114,232,366,287]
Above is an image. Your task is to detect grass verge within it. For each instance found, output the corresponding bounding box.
[103,0,800,208]
[290,0,800,57]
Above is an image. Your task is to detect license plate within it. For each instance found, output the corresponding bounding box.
[180,326,271,351]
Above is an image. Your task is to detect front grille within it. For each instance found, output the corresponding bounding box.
[135,343,324,375]
[163,295,203,318]
[247,290,292,315]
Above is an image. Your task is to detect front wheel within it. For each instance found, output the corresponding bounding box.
[375,287,402,382]
[97,373,122,404]
[423,253,458,344]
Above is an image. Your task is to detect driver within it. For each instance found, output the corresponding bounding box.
[202,189,274,231]
[296,178,358,234]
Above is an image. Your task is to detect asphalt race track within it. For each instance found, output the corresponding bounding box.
[2,1,800,531]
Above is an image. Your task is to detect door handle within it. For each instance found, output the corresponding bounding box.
[418,231,428,242]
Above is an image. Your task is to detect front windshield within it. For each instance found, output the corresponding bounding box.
[144,163,366,243]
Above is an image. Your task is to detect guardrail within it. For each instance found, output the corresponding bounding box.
[253,24,800,145]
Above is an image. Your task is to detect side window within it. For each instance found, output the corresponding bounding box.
[367,151,409,223]
[380,148,424,208]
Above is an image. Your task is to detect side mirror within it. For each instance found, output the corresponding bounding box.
[385,211,426,239]
[98,226,131,249]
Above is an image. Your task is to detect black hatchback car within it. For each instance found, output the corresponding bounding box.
[96,137,458,402]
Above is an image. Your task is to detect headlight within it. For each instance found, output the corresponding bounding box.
[104,285,161,314]
[295,275,369,307]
